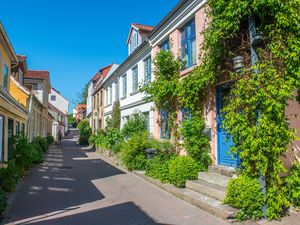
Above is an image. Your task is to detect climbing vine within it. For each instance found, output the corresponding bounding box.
[179,0,300,220]
[141,50,181,142]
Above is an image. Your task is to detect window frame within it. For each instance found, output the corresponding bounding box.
[144,56,152,83]
[3,64,8,90]
[160,110,170,140]
[51,95,56,101]
[122,74,127,98]
[0,115,4,161]
[161,39,170,51]
[132,66,139,92]
[180,19,196,70]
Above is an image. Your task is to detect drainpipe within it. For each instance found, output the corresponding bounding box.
[248,16,267,218]
[27,94,33,139]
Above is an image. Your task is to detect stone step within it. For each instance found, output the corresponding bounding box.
[186,179,227,201]
[133,171,238,220]
[198,172,231,188]
[208,165,236,177]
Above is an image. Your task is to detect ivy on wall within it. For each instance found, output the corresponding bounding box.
[143,0,300,220]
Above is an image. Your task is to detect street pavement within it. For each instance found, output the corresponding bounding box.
[2,129,230,225]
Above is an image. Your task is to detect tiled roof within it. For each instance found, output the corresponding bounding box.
[91,72,101,82]
[25,70,49,80]
[132,23,155,32]
[17,55,26,62]
[100,64,113,76]
[77,103,86,110]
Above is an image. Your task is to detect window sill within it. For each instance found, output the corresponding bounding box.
[180,65,197,77]
[120,96,127,100]
[130,90,139,96]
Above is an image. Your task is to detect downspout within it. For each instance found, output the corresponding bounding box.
[248,16,267,218]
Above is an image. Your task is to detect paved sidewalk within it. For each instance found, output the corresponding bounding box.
[2,129,229,225]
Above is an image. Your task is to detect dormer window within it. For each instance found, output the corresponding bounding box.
[130,30,139,54]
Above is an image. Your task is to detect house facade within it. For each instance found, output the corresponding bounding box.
[0,22,28,163]
[92,64,118,133]
[103,24,154,133]
[49,87,69,134]
[24,70,52,138]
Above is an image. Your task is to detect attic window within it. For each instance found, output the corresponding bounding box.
[130,30,139,54]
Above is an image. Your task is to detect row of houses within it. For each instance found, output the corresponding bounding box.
[0,22,69,163]
[79,0,300,169]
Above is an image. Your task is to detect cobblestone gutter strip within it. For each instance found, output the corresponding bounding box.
[95,149,238,220]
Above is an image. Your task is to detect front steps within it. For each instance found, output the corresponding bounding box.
[184,165,238,219]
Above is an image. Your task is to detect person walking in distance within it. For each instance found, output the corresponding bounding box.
[58,129,62,144]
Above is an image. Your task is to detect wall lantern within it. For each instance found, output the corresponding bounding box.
[233,55,245,72]
[251,32,263,48]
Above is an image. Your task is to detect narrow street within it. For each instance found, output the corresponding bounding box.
[2,129,229,225]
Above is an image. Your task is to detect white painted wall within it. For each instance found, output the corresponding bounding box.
[49,88,69,115]
[86,81,94,118]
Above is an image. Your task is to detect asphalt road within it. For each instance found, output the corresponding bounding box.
[2,129,229,225]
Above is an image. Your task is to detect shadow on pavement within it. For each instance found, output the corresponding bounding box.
[24,202,169,225]
[3,130,125,224]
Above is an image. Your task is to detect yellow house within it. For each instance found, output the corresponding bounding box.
[0,22,28,163]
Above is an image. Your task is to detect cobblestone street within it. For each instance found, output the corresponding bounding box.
[2,130,229,225]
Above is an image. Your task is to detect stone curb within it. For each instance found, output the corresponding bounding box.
[95,150,238,220]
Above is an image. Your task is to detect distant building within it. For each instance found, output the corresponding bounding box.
[49,88,69,134]
[90,64,118,133]
[75,103,87,122]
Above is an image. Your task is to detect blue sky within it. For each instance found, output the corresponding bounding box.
[0,0,179,112]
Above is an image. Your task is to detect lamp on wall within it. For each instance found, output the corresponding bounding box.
[233,55,245,72]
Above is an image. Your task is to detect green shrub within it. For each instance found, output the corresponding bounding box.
[111,142,124,155]
[121,132,150,171]
[88,134,98,146]
[0,161,19,192]
[103,128,123,149]
[224,176,265,220]
[32,136,48,152]
[181,117,211,171]
[46,134,54,146]
[146,157,171,183]
[168,156,199,188]
[122,114,147,138]
[14,134,43,175]
[77,119,92,146]
[285,162,300,207]
[0,188,7,215]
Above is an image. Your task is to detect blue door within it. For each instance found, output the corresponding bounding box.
[216,86,239,167]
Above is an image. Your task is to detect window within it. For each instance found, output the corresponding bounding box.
[16,122,20,134]
[144,57,152,83]
[161,39,170,51]
[122,75,127,98]
[130,30,139,54]
[21,123,25,133]
[109,85,112,105]
[160,110,170,139]
[143,112,150,131]
[181,19,196,70]
[3,64,8,90]
[132,66,139,92]
[19,70,24,84]
[0,115,4,161]
[115,80,119,101]
[51,95,56,101]
[106,88,108,106]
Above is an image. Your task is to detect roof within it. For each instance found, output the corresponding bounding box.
[49,103,67,116]
[77,103,86,110]
[132,23,155,32]
[100,64,113,76]
[25,70,49,80]
[17,55,26,62]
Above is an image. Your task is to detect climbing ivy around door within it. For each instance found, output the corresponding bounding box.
[216,85,240,167]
